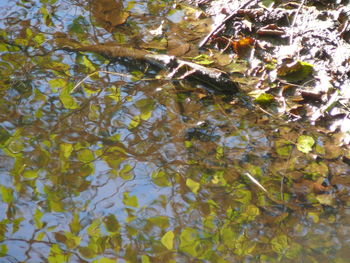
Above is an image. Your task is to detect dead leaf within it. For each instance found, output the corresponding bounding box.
[232,37,255,57]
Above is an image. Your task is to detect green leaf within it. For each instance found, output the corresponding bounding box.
[216,145,224,159]
[59,84,79,109]
[77,148,95,163]
[82,56,96,72]
[254,93,275,105]
[23,169,38,179]
[129,115,141,129]
[141,255,151,263]
[271,234,288,254]
[64,231,81,249]
[123,192,138,207]
[69,213,81,234]
[277,60,313,82]
[135,98,155,121]
[179,227,199,257]
[1,186,13,203]
[60,143,73,159]
[148,216,169,229]
[0,244,8,257]
[103,214,120,233]
[34,208,44,228]
[151,170,170,187]
[186,178,200,194]
[275,139,293,157]
[161,230,174,250]
[33,33,46,46]
[304,161,328,179]
[48,244,68,263]
[190,54,214,65]
[93,257,116,263]
[87,219,101,237]
[108,85,121,102]
[119,164,134,180]
[297,135,315,153]
[0,127,11,146]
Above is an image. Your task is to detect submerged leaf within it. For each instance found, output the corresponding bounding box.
[297,135,315,153]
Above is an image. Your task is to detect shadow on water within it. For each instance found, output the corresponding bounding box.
[0,0,349,262]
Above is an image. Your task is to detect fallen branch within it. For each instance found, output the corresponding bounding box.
[56,37,238,93]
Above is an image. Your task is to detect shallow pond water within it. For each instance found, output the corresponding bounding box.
[0,0,349,262]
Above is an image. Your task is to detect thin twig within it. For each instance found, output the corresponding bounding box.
[244,172,268,192]
[289,0,307,45]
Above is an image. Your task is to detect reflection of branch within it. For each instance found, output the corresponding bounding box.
[3,236,86,262]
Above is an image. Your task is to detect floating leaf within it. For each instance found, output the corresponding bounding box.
[297,135,315,153]
[161,230,174,250]
[186,178,200,194]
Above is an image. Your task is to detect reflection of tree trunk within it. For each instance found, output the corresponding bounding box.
[55,36,238,93]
